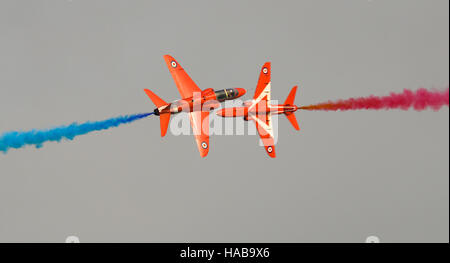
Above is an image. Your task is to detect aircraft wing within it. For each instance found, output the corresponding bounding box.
[249,62,271,112]
[248,62,275,157]
[248,112,276,158]
[189,110,210,158]
[253,62,271,100]
[163,55,202,99]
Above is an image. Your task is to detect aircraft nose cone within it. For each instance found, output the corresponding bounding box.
[235,88,246,98]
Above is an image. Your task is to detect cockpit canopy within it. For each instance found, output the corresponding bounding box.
[215,88,241,101]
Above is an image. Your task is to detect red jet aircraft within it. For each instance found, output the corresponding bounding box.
[144,55,246,157]
[216,62,300,158]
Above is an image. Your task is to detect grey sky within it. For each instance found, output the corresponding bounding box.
[0,0,448,242]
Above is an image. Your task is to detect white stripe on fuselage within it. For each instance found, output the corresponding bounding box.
[158,105,170,112]
[248,82,274,138]
[248,113,274,138]
[248,82,271,111]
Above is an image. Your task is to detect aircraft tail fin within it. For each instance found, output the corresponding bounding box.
[144,89,171,137]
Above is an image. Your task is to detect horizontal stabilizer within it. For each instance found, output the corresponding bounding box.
[144,89,167,109]
[284,86,298,105]
[144,89,170,137]
[285,112,300,131]
[159,113,171,137]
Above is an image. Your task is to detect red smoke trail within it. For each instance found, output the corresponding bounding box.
[299,88,449,111]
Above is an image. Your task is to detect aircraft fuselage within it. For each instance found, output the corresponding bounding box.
[216,104,298,118]
[154,88,246,116]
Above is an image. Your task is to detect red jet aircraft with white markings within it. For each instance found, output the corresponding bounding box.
[144,55,246,157]
[216,62,300,158]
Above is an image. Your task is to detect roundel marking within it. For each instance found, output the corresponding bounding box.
[201,142,208,149]
[262,67,268,74]
[171,61,177,68]
[267,146,273,153]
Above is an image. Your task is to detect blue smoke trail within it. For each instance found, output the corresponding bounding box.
[0,112,153,153]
